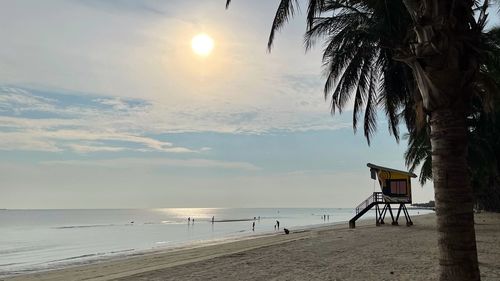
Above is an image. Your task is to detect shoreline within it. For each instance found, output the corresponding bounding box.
[1,208,369,278]
[0,208,371,280]
[0,213,455,281]
[0,215,370,280]
[0,218,353,279]
[5,212,499,280]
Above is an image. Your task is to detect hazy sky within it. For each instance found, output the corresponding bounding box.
[4,0,486,209]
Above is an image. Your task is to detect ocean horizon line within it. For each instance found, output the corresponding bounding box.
[0,207,354,211]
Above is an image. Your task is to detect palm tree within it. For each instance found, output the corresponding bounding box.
[405,26,500,210]
[405,103,500,212]
[226,0,499,280]
[406,90,500,213]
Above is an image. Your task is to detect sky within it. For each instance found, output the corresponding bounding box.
[0,0,467,209]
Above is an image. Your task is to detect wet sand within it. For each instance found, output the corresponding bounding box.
[4,212,500,281]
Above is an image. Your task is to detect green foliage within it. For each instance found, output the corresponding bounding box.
[228,0,416,145]
[404,26,500,210]
[405,101,500,211]
[226,0,500,210]
[302,0,414,145]
[404,128,432,186]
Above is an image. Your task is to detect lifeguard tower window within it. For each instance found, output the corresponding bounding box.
[385,180,408,197]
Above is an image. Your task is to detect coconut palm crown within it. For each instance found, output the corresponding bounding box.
[226,1,499,280]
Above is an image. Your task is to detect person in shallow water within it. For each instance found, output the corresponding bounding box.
[276,220,280,229]
[252,221,255,231]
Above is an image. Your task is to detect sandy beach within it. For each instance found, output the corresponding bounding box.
[3,212,499,281]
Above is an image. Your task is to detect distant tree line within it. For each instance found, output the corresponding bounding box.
[412,200,435,208]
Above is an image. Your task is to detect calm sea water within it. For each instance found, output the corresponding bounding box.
[0,208,432,277]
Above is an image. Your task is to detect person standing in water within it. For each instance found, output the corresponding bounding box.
[252,221,255,231]
[188,217,190,224]
[212,216,214,224]
[276,220,280,229]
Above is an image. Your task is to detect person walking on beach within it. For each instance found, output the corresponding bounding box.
[276,220,280,230]
[252,221,255,231]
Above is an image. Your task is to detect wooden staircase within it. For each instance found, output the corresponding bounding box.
[349,192,384,228]
[349,192,414,228]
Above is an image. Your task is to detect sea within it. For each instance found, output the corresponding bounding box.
[0,208,433,277]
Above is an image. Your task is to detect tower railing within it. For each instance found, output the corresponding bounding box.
[355,192,384,214]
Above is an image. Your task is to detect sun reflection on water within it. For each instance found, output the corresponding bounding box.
[154,208,222,220]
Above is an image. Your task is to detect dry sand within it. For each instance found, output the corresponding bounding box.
[3,213,500,281]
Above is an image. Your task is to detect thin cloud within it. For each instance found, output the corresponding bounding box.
[42,157,261,171]
[0,86,350,153]
[66,143,127,153]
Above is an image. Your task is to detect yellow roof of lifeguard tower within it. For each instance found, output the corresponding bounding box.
[367,163,417,178]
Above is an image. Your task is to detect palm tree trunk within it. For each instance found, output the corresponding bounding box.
[430,107,480,280]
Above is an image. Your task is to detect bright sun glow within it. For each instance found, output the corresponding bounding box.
[191,33,214,56]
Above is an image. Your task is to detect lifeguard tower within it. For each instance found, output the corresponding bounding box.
[349,163,417,228]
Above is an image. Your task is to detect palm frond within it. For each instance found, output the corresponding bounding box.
[306,0,325,29]
[376,54,414,142]
[404,127,432,185]
[328,43,374,114]
[352,58,371,131]
[303,0,412,144]
[268,0,300,51]
[418,154,433,185]
[363,70,378,145]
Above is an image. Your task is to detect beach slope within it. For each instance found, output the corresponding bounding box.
[4,213,500,281]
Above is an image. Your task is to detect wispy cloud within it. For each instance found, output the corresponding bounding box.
[66,143,127,153]
[0,124,195,153]
[42,157,261,171]
[0,87,57,115]
[75,0,170,16]
[0,132,62,152]
[0,85,349,153]
[0,86,194,153]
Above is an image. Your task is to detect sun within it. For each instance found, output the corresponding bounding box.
[191,33,214,56]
